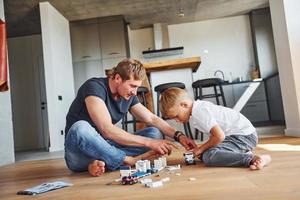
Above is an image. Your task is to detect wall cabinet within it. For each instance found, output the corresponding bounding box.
[70,17,129,93]
[71,23,101,62]
[99,20,127,59]
[265,74,285,122]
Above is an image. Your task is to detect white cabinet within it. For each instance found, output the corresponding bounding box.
[73,60,103,92]
[70,17,129,92]
[70,23,101,62]
[102,57,126,76]
[99,20,128,59]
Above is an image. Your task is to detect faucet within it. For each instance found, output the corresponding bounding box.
[214,70,225,81]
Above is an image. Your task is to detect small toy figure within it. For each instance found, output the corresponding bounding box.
[121,176,138,185]
[183,151,196,165]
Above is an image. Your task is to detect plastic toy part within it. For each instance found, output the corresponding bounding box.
[183,151,196,165]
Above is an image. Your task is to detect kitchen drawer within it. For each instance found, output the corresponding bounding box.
[241,101,269,122]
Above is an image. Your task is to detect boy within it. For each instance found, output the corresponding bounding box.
[159,87,271,170]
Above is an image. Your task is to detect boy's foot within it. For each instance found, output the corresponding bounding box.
[250,154,271,170]
[88,160,106,177]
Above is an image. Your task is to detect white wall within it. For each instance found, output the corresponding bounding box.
[40,2,75,151]
[168,15,255,82]
[0,0,15,166]
[270,0,300,136]
[128,15,255,83]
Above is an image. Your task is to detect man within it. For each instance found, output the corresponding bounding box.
[64,58,197,176]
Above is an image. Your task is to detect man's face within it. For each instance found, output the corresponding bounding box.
[116,75,142,100]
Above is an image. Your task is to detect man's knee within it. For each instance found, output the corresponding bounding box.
[68,120,95,141]
[202,148,219,166]
[144,127,163,139]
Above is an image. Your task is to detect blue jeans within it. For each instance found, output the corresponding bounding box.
[64,120,162,172]
[201,133,258,167]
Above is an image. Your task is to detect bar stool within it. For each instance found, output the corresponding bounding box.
[192,78,226,140]
[122,86,149,132]
[154,82,194,139]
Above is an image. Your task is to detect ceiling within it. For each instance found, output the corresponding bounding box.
[4,0,269,37]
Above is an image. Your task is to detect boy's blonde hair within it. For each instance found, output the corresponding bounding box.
[159,87,189,117]
[108,58,146,81]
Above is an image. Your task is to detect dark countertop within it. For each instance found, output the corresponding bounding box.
[221,79,263,85]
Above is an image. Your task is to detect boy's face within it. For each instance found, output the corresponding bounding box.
[115,74,142,100]
[167,102,191,123]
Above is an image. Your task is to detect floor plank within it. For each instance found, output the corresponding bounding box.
[1,136,300,200]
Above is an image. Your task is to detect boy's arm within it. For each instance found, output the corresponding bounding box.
[193,125,225,157]
[131,103,197,150]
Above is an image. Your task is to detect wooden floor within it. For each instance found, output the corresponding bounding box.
[1,136,300,200]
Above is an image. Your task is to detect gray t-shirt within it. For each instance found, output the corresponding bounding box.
[65,77,139,134]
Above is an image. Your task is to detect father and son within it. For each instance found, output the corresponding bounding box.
[64,58,271,176]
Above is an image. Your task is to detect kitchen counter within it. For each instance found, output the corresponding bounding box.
[142,57,201,73]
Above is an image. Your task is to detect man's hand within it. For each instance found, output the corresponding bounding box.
[147,139,178,155]
[193,146,204,158]
[178,135,197,151]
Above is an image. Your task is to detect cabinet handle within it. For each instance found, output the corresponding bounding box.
[109,52,120,55]
[246,104,256,108]
[82,55,91,59]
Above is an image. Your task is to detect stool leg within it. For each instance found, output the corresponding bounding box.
[157,93,160,117]
[214,85,220,105]
[122,115,128,131]
[187,122,194,139]
[133,116,137,132]
[219,85,227,107]
[142,93,147,108]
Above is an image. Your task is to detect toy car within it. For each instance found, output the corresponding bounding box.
[121,176,138,185]
[183,152,196,165]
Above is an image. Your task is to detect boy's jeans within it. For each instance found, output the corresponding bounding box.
[201,133,258,167]
[64,120,162,172]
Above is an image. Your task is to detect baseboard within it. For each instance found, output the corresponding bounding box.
[285,128,300,137]
[256,125,285,136]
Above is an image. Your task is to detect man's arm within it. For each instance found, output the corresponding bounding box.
[193,125,225,156]
[85,96,174,155]
[130,103,197,150]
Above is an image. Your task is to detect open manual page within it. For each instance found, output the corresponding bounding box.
[17,181,73,195]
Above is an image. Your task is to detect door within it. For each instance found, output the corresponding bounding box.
[40,2,75,151]
[8,35,48,151]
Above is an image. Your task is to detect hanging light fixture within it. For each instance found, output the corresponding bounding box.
[176,8,185,18]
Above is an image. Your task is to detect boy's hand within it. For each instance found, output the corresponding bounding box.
[193,147,204,157]
[179,135,197,150]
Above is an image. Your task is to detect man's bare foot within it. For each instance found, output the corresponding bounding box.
[88,160,105,177]
[250,154,271,170]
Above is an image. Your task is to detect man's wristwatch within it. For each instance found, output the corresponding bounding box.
[174,130,185,142]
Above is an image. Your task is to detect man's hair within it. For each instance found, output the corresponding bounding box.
[159,87,188,117]
[109,58,146,81]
